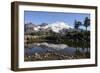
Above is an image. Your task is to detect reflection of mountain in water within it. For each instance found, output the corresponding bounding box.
[33,42,68,49]
[25,42,89,56]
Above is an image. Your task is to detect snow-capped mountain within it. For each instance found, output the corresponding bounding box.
[45,21,73,33]
[24,21,73,33]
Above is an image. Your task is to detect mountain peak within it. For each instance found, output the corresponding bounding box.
[50,21,73,28]
[47,21,73,33]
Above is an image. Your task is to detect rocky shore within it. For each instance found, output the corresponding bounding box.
[24,50,89,61]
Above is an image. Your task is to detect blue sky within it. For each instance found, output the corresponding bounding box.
[24,11,90,28]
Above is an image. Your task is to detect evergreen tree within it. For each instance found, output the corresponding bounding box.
[84,17,90,31]
[74,20,82,30]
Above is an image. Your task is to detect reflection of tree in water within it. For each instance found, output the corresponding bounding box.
[71,32,90,59]
[74,48,90,58]
[73,40,90,58]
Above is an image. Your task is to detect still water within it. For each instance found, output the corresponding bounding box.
[24,42,90,57]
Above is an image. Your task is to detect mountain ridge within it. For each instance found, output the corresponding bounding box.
[25,21,74,33]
